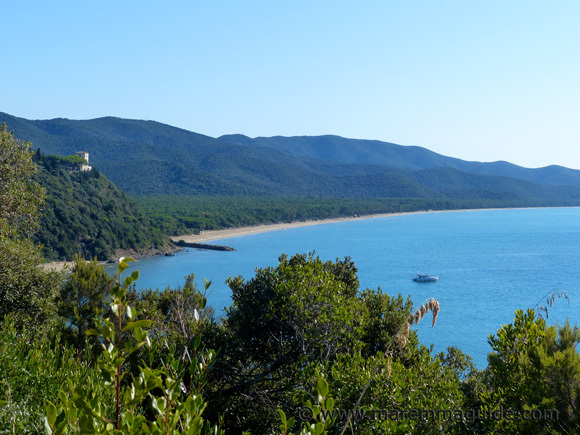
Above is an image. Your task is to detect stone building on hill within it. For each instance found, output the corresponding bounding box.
[75,151,92,172]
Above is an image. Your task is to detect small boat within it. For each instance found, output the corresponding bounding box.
[413,273,438,282]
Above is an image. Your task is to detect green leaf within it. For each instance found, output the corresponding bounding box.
[131,270,139,281]
[118,257,135,274]
[277,409,287,425]
[54,421,68,435]
[134,327,144,341]
[79,413,95,433]
[68,404,78,424]
[185,396,197,415]
[46,400,57,425]
[122,320,152,332]
[101,324,113,341]
[325,397,334,410]
[314,422,324,435]
[316,376,329,398]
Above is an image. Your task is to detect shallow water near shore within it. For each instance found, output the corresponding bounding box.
[114,207,580,368]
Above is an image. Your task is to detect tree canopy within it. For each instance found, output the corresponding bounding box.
[0,124,58,325]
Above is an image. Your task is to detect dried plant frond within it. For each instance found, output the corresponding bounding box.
[536,290,569,319]
[407,298,441,329]
[386,357,392,380]
[431,298,440,327]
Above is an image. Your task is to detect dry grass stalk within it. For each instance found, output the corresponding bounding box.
[397,298,441,350]
[406,298,440,328]
[535,290,569,320]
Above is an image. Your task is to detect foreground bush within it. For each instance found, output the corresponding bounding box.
[44,258,222,434]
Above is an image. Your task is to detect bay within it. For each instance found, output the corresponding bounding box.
[115,207,580,368]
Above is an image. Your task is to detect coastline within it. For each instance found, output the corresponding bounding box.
[169,210,433,244]
[40,211,424,272]
[40,245,179,274]
[41,206,549,272]
[169,205,556,244]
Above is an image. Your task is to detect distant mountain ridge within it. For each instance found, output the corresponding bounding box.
[2,111,580,204]
[219,134,580,188]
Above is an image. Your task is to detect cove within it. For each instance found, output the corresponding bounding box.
[114,207,580,368]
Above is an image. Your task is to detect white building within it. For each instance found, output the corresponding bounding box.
[75,151,92,172]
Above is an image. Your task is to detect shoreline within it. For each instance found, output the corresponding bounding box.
[170,209,444,244]
[169,205,561,244]
[41,206,555,272]
[40,211,427,272]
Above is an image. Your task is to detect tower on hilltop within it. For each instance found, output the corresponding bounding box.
[75,151,92,171]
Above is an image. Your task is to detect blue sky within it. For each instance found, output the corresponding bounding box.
[3,1,580,169]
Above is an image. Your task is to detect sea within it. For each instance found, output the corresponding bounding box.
[113,207,580,368]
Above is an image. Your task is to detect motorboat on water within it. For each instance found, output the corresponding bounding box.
[413,273,438,282]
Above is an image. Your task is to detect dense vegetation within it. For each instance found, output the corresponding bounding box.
[136,195,569,236]
[3,111,580,202]
[2,251,579,433]
[31,151,168,261]
[5,112,580,247]
[0,124,60,327]
[3,121,580,433]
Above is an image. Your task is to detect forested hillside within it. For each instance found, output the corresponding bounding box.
[32,151,168,261]
[220,134,580,188]
[3,112,580,202]
[4,113,580,243]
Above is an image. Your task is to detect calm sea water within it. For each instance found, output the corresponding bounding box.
[114,208,580,368]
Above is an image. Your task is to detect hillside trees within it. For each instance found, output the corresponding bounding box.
[137,195,526,237]
[0,123,58,325]
[202,252,466,434]
[476,308,580,434]
[32,153,168,261]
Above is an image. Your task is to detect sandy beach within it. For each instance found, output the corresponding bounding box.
[169,210,429,244]
[41,208,500,271]
[39,211,425,272]
[171,207,546,244]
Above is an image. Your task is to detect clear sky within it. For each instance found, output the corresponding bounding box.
[3,1,580,169]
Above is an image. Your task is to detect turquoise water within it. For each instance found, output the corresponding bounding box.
[116,208,580,368]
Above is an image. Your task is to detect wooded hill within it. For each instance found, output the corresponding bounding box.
[3,112,580,203]
[32,152,168,261]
